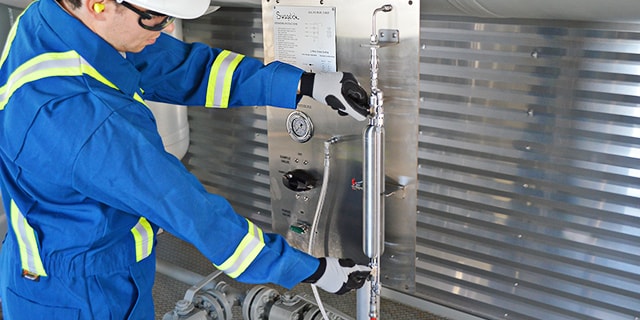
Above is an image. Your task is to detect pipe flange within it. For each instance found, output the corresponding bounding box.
[303,307,323,320]
[242,286,280,320]
[194,292,226,319]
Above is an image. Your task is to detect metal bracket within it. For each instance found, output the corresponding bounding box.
[378,29,400,45]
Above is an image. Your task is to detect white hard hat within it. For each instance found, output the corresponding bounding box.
[118,0,210,19]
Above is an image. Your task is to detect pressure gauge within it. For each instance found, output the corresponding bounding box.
[286,111,313,143]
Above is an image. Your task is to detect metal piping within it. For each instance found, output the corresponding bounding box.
[357,5,394,320]
[157,259,354,320]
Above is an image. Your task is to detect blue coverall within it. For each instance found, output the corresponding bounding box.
[0,0,320,319]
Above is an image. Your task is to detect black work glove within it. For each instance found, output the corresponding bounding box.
[303,257,371,295]
[299,72,369,121]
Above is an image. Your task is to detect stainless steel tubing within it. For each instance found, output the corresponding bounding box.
[360,6,393,320]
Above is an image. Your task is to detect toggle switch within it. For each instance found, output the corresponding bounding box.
[282,169,317,192]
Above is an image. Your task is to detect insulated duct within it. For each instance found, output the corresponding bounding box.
[3,0,640,22]
[0,0,262,9]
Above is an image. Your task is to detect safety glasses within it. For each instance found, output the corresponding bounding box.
[119,1,176,31]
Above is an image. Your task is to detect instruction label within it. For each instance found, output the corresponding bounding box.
[273,6,337,73]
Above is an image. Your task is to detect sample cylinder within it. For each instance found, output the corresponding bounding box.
[363,124,385,258]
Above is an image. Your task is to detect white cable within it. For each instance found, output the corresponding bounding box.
[307,137,339,320]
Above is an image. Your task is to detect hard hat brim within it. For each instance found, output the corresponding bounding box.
[125,0,211,19]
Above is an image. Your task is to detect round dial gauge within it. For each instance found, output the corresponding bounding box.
[286,111,313,143]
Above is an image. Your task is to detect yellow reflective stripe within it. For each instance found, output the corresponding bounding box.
[0,50,142,110]
[78,59,117,90]
[133,93,146,105]
[205,50,244,108]
[0,51,81,109]
[9,199,47,277]
[214,219,265,278]
[130,217,154,262]
[0,0,34,67]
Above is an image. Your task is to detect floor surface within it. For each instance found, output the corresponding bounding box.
[153,232,450,320]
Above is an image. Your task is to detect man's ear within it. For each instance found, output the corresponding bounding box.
[85,0,107,20]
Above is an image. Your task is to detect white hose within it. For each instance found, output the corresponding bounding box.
[307,137,340,320]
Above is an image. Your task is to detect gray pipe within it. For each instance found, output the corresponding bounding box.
[156,259,214,289]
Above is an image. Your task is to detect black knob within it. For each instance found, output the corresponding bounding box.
[282,169,317,192]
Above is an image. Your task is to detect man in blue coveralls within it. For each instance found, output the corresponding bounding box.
[0,0,372,318]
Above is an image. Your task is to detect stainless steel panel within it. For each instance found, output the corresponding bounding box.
[263,0,420,293]
[417,15,640,319]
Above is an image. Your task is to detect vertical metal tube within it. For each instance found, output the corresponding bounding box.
[363,124,384,258]
[356,282,371,320]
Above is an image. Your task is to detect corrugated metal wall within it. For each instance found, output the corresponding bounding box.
[183,7,640,320]
[417,16,640,320]
[182,8,273,229]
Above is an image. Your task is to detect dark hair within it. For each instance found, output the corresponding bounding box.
[63,0,82,9]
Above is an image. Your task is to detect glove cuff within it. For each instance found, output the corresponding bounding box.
[302,257,326,283]
[299,72,315,97]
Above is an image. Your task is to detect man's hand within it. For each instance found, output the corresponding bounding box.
[300,72,370,121]
[303,257,371,295]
